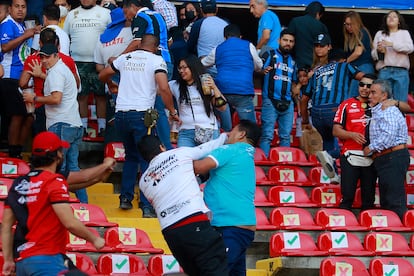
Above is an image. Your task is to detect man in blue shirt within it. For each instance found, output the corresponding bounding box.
[194,120,261,276]
[363,79,409,220]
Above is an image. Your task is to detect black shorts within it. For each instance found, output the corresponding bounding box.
[0,78,27,116]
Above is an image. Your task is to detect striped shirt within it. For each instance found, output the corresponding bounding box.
[368,103,408,152]
[262,49,296,101]
[304,61,359,106]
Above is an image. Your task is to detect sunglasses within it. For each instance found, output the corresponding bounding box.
[359,82,372,88]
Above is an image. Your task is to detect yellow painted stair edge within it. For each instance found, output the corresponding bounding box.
[256,258,283,276]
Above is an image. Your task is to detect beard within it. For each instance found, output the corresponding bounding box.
[279,46,292,55]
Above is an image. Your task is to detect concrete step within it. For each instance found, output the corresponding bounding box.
[86,182,114,194]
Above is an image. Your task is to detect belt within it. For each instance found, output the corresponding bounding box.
[165,212,209,230]
[117,110,146,113]
[382,66,408,71]
[372,144,407,160]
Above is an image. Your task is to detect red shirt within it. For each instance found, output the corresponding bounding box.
[333,97,370,154]
[5,170,71,260]
[23,52,78,108]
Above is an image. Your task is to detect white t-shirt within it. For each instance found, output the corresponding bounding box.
[113,50,167,112]
[31,25,70,55]
[94,27,133,66]
[169,80,218,130]
[139,133,228,229]
[44,59,82,129]
[64,5,111,62]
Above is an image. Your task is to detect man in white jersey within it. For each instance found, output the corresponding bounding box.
[64,0,111,137]
[137,134,229,276]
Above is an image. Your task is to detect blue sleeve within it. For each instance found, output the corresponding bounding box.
[1,21,15,44]
[187,18,204,55]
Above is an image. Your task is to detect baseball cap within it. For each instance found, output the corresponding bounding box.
[201,0,216,13]
[39,44,58,56]
[314,33,331,46]
[32,131,69,156]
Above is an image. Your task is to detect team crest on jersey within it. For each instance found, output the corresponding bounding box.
[132,27,139,33]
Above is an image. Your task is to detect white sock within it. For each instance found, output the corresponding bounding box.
[98,118,106,130]
[81,118,88,129]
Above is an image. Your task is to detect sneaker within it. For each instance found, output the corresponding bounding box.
[98,128,105,137]
[316,151,336,178]
[142,206,157,218]
[119,197,132,210]
[330,174,341,184]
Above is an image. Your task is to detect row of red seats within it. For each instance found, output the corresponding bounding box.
[256,208,414,232]
[320,257,414,276]
[270,231,414,257]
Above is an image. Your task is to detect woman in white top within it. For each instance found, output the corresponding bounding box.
[169,55,227,147]
[371,10,414,102]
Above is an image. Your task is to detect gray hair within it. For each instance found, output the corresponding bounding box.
[373,79,393,99]
[255,0,268,8]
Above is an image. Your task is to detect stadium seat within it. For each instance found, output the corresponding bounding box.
[254,187,274,207]
[269,232,328,257]
[0,201,4,222]
[359,209,411,231]
[406,187,414,209]
[254,148,275,166]
[104,227,164,254]
[407,94,414,112]
[267,165,313,186]
[83,120,104,142]
[66,227,113,252]
[407,114,414,132]
[270,207,322,230]
[0,157,30,178]
[403,209,414,229]
[65,252,98,274]
[268,147,317,166]
[369,257,414,276]
[105,142,126,162]
[406,168,414,185]
[310,185,342,207]
[353,187,380,208]
[96,253,150,275]
[364,232,414,256]
[0,177,13,200]
[407,132,414,149]
[255,166,275,185]
[71,203,119,227]
[255,208,277,230]
[147,254,184,276]
[308,167,338,185]
[317,232,374,256]
[0,253,3,274]
[314,208,368,231]
[320,257,370,276]
[268,186,318,207]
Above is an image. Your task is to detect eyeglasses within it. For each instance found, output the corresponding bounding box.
[178,65,188,71]
[359,82,372,88]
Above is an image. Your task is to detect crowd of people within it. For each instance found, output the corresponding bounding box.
[0,0,414,275]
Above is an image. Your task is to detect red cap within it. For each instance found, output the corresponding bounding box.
[32,131,69,156]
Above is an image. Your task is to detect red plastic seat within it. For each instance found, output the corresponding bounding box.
[104,227,164,254]
[65,252,98,274]
[403,209,414,229]
[71,203,118,227]
[269,232,328,257]
[406,187,414,208]
[96,253,150,275]
[314,208,368,231]
[369,257,414,276]
[105,142,125,162]
[359,209,411,231]
[311,185,342,207]
[268,147,317,166]
[0,177,13,200]
[254,187,274,207]
[409,150,414,169]
[255,166,275,185]
[408,132,414,149]
[408,94,414,112]
[406,168,414,185]
[147,254,184,276]
[320,257,370,276]
[0,157,30,178]
[308,167,338,185]
[407,115,414,132]
[364,232,414,256]
[270,207,323,230]
[255,208,277,230]
[0,201,4,222]
[267,165,313,186]
[254,148,275,166]
[83,120,104,142]
[66,227,113,252]
[268,186,318,207]
[317,232,374,256]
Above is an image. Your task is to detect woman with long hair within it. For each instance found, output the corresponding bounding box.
[343,11,374,97]
[168,55,226,147]
[371,10,414,102]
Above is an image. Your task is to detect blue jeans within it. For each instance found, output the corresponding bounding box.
[177,128,220,147]
[16,254,66,276]
[48,122,86,202]
[349,62,374,97]
[311,104,340,159]
[154,95,172,150]
[259,97,294,157]
[378,66,410,102]
[224,95,256,123]
[215,226,255,276]
[215,105,232,132]
[115,111,150,207]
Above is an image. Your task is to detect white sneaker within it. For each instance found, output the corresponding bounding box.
[316,151,336,178]
[330,174,340,184]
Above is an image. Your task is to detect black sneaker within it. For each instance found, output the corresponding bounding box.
[98,128,105,137]
[119,197,132,210]
[142,206,157,218]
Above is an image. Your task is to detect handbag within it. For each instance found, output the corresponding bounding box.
[344,150,373,167]
[270,98,291,112]
[194,125,214,144]
[300,126,323,155]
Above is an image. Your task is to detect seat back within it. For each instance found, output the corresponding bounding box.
[147,254,184,276]
[255,166,273,185]
[308,167,336,185]
[369,257,414,276]
[320,257,370,276]
[66,252,98,274]
[268,186,317,207]
[71,203,118,227]
[0,177,13,200]
[364,232,412,255]
[268,165,312,186]
[270,207,322,230]
[254,148,274,166]
[66,227,102,252]
[311,185,342,207]
[359,209,409,231]
[270,232,326,257]
[255,208,277,230]
[96,253,149,275]
[406,187,414,208]
[314,208,367,231]
[254,187,273,206]
[317,232,367,253]
[0,157,30,178]
[104,142,126,162]
[403,210,414,229]
[268,147,315,166]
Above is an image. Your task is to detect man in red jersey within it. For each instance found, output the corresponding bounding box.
[1,131,105,276]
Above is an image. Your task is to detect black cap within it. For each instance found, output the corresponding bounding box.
[314,33,331,46]
[201,0,216,13]
[39,44,58,56]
